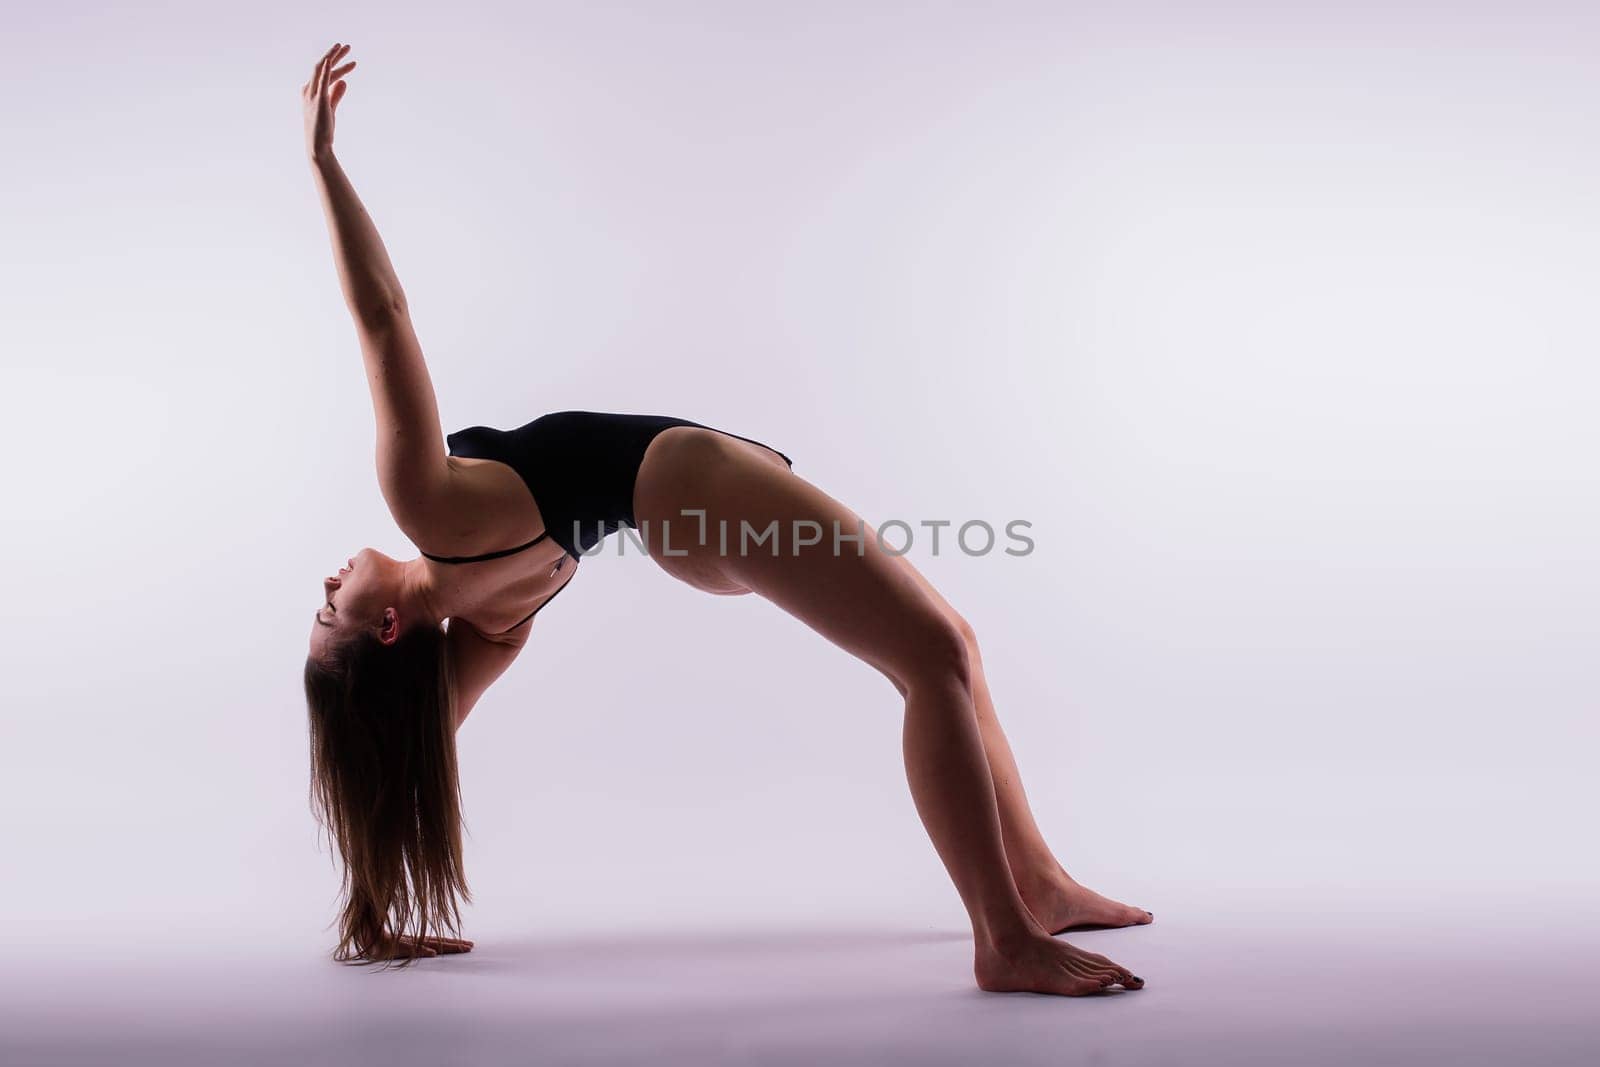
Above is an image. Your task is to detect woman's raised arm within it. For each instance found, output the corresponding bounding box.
[302,43,450,532]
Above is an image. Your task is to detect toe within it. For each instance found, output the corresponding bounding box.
[1083,960,1125,985]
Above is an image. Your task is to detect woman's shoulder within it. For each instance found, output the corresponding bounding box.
[400,454,546,561]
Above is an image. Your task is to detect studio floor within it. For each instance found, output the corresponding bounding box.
[6,901,1594,1066]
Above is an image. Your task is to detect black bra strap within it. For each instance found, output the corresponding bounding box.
[420,531,551,564]
[503,566,577,631]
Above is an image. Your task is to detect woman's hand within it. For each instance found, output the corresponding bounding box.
[369,934,476,959]
[302,42,356,162]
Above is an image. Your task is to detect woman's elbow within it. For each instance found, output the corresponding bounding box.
[354,293,410,332]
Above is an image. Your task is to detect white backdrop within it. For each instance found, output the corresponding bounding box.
[2,0,1596,974]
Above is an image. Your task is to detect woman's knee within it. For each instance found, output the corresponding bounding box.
[950,610,977,649]
[888,613,973,695]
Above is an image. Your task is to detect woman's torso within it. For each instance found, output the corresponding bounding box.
[414,411,793,635]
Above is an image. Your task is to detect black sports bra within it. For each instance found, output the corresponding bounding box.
[421,532,577,632]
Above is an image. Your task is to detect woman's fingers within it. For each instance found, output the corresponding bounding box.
[315,48,335,96]
[383,934,472,958]
[302,45,354,112]
[327,59,357,105]
[325,44,351,92]
[310,42,340,93]
[307,43,335,90]
[391,937,439,958]
[321,48,354,101]
[313,43,348,97]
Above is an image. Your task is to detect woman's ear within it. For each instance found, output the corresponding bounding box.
[378,607,400,645]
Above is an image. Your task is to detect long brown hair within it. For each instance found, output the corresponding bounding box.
[303,621,469,965]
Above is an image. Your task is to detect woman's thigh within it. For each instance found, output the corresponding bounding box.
[638,439,966,687]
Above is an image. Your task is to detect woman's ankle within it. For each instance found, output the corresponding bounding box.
[975,909,1049,955]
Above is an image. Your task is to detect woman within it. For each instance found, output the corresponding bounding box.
[300,43,1150,996]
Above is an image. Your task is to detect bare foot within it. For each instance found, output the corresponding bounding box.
[1017,872,1153,934]
[975,929,1145,996]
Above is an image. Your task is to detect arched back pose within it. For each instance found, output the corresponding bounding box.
[300,44,1151,996]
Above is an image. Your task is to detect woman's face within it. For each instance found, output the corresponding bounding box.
[307,547,395,660]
